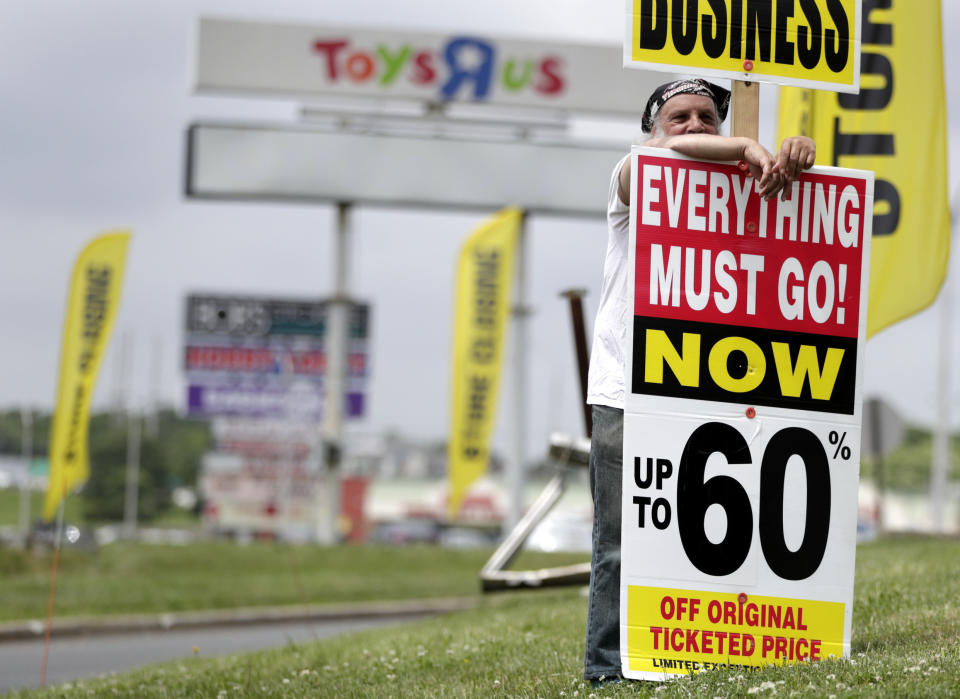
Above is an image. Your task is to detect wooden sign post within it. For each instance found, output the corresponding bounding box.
[731,80,759,140]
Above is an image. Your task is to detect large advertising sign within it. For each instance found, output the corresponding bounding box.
[184,294,369,421]
[621,148,873,679]
[186,124,626,218]
[624,0,862,93]
[200,449,322,535]
[195,17,675,116]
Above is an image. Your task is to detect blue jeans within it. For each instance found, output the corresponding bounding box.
[583,404,623,681]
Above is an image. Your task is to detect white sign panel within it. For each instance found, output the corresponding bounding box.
[620,147,873,679]
[196,17,675,116]
[186,123,626,218]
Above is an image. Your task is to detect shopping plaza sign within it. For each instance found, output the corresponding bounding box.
[195,17,672,115]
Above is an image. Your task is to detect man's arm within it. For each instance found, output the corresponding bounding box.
[617,135,814,205]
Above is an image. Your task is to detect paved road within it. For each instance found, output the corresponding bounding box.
[0,616,415,693]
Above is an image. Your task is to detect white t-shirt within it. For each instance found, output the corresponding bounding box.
[587,155,631,409]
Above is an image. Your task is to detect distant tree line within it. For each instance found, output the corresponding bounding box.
[0,408,210,522]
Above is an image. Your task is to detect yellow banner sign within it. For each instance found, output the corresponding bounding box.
[778,0,949,336]
[626,586,845,674]
[44,232,131,521]
[625,0,862,92]
[447,209,520,520]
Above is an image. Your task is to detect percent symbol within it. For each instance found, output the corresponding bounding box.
[828,430,852,460]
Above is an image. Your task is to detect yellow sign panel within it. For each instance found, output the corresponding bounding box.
[626,586,845,675]
[625,0,862,93]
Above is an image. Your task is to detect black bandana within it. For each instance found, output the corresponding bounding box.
[641,79,731,134]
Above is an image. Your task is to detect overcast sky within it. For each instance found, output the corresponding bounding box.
[1,1,959,465]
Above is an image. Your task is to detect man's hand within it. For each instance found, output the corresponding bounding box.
[741,140,783,201]
[774,136,816,198]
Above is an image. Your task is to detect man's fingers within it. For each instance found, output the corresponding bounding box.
[758,166,784,200]
[786,143,803,180]
[778,137,817,181]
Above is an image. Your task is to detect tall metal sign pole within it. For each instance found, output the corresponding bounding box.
[506,212,529,532]
[320,202,352,544]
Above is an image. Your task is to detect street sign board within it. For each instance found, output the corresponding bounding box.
[184,294,369,421]
[624,0,862,93]
[195,17,674,116]
[186,122,626,218]
[620,147,873,679]
[200,450,322,535]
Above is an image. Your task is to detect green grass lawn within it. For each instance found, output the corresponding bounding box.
[0,489,83,528]
[5,536,960,697]
[0,541,587,622]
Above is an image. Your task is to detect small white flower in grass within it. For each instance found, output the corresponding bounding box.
[446,649,454,655]
[748,680,777,694]
[386,674,396,680]
[907,665,921,672]
[217,692,227,699]
[826,674,836,680]
[363,649,370,655]
[282,679,290,684]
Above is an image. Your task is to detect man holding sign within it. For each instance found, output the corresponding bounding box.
[583,78,817,684]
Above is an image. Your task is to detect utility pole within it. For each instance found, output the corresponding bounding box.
[931,191,958,531]
[123,410,142,540]
[19,407,33,545]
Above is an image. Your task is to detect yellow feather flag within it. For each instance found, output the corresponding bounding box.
[44,232,131,521]
[447,209,520,521]
[778,0,950,337]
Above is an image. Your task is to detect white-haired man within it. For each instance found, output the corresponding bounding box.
[583,78,816,684]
